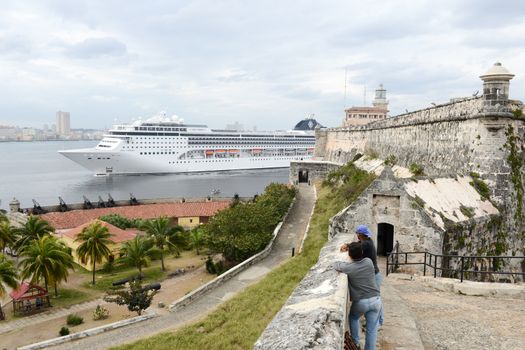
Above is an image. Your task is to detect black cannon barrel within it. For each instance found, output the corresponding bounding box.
[111,274,144,286]
[142,282,161,292]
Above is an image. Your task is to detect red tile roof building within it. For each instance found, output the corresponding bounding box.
[41,201,231,229]
[61,219,136,243]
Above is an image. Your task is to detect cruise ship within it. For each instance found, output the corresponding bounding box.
[59,114,320,176]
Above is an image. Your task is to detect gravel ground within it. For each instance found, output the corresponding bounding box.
[388,276,525,350]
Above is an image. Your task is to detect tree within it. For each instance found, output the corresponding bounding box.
[0,220,15,254]
[50,241,75,297]
[189,227,206,255]
[118,236,158,275]
[19,236,73,295]
[0,253,18,297]
[13,215,54,253]
[141,217,185,270]
[205,202,276,262]
[0,253,18,320]
[104,280,156,315]
[75,221,113,285]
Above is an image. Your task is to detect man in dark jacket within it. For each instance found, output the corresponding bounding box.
[335,242,382,350]
[340,225,383,290]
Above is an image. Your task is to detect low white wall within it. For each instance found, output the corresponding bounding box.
[17,310,156,350]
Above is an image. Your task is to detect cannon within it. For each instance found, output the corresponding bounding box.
[97,195,106,208]
[31,199,45,214]
[107,193,116,207]
[58,197,69,212]
[83,195,94,209]
[111,274,144,286]
[129,193,139,206]
[141,282,161,292]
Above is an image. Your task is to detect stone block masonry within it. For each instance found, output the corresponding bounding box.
[316,96,525,243]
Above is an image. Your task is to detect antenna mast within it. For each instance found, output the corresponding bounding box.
[363,85,367,106]
[344,67,348,109]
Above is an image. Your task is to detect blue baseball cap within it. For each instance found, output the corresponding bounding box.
[355,225,372,237]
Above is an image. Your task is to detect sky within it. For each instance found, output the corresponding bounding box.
[0,0,524,130]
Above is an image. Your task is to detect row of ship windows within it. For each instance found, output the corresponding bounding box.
[167,157,303,164]
[131,141,185,144]
[122,146,183,149]
[187,142,312,145]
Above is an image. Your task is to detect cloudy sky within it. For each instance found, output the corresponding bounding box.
[1,0,524,130]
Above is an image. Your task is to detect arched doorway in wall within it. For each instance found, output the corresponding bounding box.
[377,223,394,256]
[298,170,309,183]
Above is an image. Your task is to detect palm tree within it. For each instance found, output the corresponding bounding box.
[75,221,113,285]
[0,253,18,297]
[49,240,74,297]
[0,220,16,255]
[119,236,158,275]
[19,236,73,294]
[0,253,18,320]
[189,227,206,255]
[141,217,185,271]
[13,215,54,253]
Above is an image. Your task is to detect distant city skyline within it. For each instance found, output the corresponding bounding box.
[0,1,524,130]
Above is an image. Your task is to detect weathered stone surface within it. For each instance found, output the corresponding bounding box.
[254,237,350,350]
[289,161,341,185]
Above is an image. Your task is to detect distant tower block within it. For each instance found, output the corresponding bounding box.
[372,84,389,110]
[56,111,71,136]
[480,62,514,113]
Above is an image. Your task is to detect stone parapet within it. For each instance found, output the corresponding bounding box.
[254,233,350,350]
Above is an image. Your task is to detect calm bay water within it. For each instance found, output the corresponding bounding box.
[0,141,289,210]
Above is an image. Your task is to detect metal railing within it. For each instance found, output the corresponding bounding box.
[386,250,525,283]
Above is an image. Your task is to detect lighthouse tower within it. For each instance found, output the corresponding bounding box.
[372,84,388,110]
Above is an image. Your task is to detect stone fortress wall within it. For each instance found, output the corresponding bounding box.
[256,64,525,349]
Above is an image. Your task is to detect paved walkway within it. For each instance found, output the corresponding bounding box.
[383,273,525,350]
[46,184,316,350]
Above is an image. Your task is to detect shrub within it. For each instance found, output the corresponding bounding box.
[205,256,216,274]
[104,280,157,315]
[384,155,397,166]
[93,305,109,320]
[66,314,84,326]
[205,183,295,263]
[59,326,70,336]
[409,163,424,176]
[459,205,475,218]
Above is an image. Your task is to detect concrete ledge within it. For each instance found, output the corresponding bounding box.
[17,311,156,350]
[418,275,525,299]
[169,196,297,312]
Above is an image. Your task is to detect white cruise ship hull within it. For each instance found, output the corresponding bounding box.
[59,117,316,176]
[60,148,312,175]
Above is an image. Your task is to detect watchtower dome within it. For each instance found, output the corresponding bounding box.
[480,62,514,113]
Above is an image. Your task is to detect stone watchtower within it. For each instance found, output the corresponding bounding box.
[480,62,514,113]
